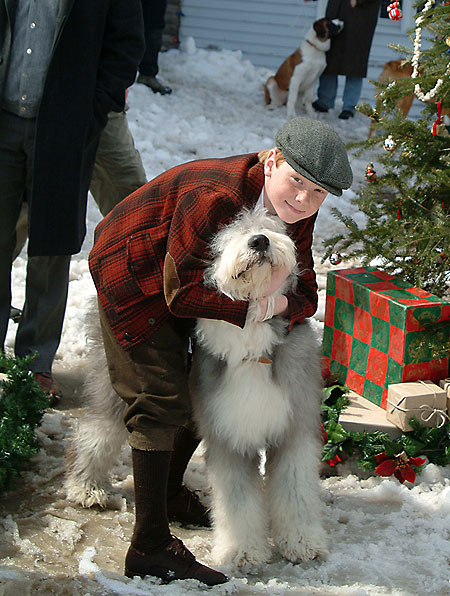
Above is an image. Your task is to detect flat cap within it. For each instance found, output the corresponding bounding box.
[275,117,353,196]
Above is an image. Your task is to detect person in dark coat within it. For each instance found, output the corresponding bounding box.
[137,0,172,94]
[312,0,381,119]
[0,0,144,399]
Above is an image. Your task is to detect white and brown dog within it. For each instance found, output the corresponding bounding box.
[264,18,343,118]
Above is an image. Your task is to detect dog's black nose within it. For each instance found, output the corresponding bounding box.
[248,234,270,252]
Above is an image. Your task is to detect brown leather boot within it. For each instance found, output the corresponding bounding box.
[125,536,228,585]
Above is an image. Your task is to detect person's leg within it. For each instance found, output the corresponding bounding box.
[0,111,30,353]
[138,0,172,94]
[314,73,338,112]
[129,447,173,551]
[167,423,200,498]
[89,111,147,216]
[340,76,363,117]
[15,254,71,374]
[13,202,29,260]
[5,111,71,387]
[139,0,167,77]
[165,422,211,526]
[99,309,225,584]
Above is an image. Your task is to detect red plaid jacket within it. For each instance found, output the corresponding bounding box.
[89,153,319,350]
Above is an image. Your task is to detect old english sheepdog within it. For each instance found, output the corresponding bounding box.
[64,206,327,570]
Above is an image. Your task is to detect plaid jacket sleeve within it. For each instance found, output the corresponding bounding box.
[286,214,318,329]
[163,185,249,327]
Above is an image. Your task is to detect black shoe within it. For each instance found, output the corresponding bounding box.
[167,486,211,527]
[137,74,172,95]
[312,100,329,113]
[338,110,354,120]
[125,537,228,586]
[9,306,22,323]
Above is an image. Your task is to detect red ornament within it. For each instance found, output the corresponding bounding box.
[375,451,426,484]
[432,100,443,136]
[329,253,343,266]
[387,1,402,20]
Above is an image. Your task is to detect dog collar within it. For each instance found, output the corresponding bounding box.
[306,39,321,51]
[243,356,273,364]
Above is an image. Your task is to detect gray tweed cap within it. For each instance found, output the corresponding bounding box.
[275,117,353,196]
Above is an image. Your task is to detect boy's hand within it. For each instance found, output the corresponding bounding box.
[263,265,292,297]
[248,295,289,322]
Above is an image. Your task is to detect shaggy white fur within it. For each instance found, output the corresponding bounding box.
[64,304,128,509]
[64,207,327,571]
[190,207,328,570]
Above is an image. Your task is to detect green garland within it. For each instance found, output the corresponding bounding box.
[0,354,49,495]
[321,385,450,476]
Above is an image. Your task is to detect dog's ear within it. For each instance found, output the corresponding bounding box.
[313,19,327,40]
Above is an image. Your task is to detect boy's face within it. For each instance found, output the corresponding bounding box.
[263,149,328,224]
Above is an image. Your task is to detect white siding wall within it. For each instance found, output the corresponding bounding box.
[180,0,317,70]
[180,0,422,116]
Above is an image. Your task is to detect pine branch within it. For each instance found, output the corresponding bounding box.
[0,354,49,495]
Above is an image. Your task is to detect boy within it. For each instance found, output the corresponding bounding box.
[89,117,353,585]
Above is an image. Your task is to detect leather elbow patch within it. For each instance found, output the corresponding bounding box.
[163,253,181,306]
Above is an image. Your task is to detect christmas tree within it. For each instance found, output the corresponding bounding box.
[324,0,450,298]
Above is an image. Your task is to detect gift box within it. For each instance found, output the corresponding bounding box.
[439,378,450,396]
[339,390,402,438]
[386,380,448,432]
[322,267,450,408]
[439,378,450,413]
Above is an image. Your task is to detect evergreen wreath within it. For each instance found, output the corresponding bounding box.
[0,354,49,495]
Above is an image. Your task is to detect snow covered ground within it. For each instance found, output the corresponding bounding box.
[1,40,449,596]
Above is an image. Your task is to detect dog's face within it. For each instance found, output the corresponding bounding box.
[313,18,344,41]
[204,208,297,301]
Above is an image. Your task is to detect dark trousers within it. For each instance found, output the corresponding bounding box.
[139,0,168,77]
[0,109,70,371]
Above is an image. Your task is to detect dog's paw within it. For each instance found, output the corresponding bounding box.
[286,107,297,119]
[275,528,328,563]
[65,481,111,509]
[213,543,272,573]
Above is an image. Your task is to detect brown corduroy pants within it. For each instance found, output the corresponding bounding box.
[98,305,196,451]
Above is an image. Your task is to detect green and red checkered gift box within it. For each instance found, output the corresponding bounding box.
[322,267,450,409]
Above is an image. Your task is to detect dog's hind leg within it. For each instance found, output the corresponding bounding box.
[264,77,287,109]
[64,342,128,508]
[206,441,272,572]
[266,432,328,562]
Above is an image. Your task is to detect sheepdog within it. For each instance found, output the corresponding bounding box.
[264,18,343,119]
[64,206,328,571]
